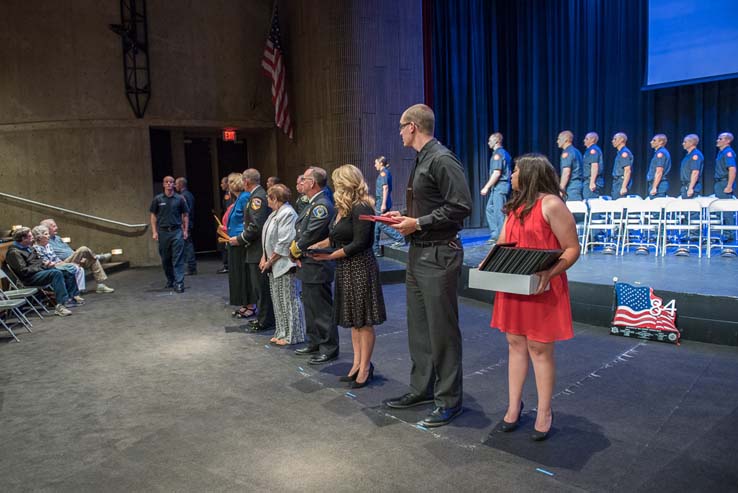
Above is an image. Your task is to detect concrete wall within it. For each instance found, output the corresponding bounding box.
[0,0,274,266]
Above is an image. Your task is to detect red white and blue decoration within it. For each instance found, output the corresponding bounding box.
[611,282,680,344]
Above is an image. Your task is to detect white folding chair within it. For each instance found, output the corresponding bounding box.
[583,198,625,254]
[566,200,588,251]
[707,199,738,258]
[620,199,664,255]
[0,269,47,319]
[2,265,53,312]
[662,200,704,257]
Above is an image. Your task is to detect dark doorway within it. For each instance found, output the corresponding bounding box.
[149,128,173,192]
[184,138,216,253]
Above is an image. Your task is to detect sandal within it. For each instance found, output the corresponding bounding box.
[232,307,256,319]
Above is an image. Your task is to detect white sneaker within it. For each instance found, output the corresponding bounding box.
[55,304,72,316]
[74,295,85,303]
[96,283,115,293]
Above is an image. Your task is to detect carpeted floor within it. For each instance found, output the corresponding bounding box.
[1,259,737,492]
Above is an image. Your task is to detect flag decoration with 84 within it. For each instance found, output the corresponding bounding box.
[610,282,680,344]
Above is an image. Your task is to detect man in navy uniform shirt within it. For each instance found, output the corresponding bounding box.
[175,177,197,275]
[647,134,671,198]
[480,132,511,243]
[557,130,583,200]
[149,176,190,292]
[679,134,704,199]
[714,132,737,251]
[582,132,604,199]
[611,132,634,198]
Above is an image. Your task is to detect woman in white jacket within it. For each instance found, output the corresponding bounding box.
[260,184,306,345]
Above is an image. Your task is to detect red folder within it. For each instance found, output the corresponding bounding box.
[358,214,402,225]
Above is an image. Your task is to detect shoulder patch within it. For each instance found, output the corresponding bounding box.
[621,152,628,158]
[728,152,734,158]
[657,152,663,158]
[251,197,262,210]
[312,204,328,219]
[562,152,569,158]
[380,171,386,177]
[493,154,501,160]
[692,154,699,160]
[590,149,596,155]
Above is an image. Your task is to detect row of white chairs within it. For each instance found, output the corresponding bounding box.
[565,196,738,257]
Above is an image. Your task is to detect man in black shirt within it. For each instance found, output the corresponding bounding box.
[385,104,472,427]
[149,176,189,292]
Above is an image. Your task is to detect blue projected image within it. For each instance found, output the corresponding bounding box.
[646,0,738,88]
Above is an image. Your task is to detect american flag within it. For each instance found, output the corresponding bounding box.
[261,5,293,139]
[612,282,678,332]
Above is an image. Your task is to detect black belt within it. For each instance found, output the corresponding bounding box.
[410,237,460,248]
[159,226,180,232]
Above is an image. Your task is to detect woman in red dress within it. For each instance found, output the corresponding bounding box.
[489,154,580,441]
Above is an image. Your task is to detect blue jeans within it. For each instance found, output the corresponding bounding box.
[484,187,508,240]
[29,269,78,305]
[158,229,185,284]
[374,207,404,252]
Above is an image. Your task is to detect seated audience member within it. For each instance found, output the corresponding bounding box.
[266,176,281,189]
[40,219,115,293]
[5,227,79,316]
[32,225,86,301]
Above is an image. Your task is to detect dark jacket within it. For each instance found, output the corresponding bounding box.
[237,185,270,263]
[5,244,46,283]
[295,190,335,284]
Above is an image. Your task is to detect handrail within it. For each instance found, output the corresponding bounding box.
[0,191,148,233]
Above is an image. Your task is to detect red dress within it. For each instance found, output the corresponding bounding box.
[490,197,574,343]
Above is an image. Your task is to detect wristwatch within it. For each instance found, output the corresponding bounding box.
[415,219,421,231]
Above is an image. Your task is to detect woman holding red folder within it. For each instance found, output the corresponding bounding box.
[488,154,579,441]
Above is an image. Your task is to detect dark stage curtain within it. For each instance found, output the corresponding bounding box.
[428,0,738,228]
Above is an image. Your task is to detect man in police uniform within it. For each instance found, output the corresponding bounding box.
[582,132,604,199]
[175,177,197,275]
[679,134,704,199]
[647,134,671,198]
[557,130,583,200]
[291,166,339,364]
[715,132,737,251]
[294,174,310,215]
[384,104,472,428]
[481,132,511,244]
[150,176,189,292]
[611,132,634,198]
[229,168,274,332]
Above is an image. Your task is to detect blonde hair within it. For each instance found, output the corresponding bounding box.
[331,164,374,217]
[228,172,243,193]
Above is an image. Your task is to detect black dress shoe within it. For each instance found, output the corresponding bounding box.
[294,346,319,355]
[247,322,273,332]
[385,393,434,409]
[531,411,554,441]
[174,283,185,293]
[495,401,524,433]
[420,405,463,428]
[349,363,374,389]
[217,267,228,274]
[308,353,338,365]
[165,282,174,289]
[339,370,360,382]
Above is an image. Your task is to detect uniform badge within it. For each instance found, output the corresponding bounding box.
[590,149,596,154]
[312,205,328,219]
[493,154,501,160]
[562,152,569,158]
[621,152,628,158]
[251,197,262,210]
[380,171,386,177]
[657,152,663,158]
[692,154,699,160]
[728,152,734,157]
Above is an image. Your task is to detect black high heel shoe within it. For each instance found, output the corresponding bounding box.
[531,410,554,441]
[350,363,374,389]
[339,368,360,382]
[495,401,524,432]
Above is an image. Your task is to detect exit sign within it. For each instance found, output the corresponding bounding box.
[222,129,236,141]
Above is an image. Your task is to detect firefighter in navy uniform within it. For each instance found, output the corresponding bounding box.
[291,166,339,364]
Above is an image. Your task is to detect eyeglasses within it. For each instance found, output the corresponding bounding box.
[399,122,414,131]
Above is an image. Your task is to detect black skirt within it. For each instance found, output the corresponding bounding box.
[334,248,386,328]
[227,244,250,306]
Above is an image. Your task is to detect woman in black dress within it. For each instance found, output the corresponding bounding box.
[311,164,386,388]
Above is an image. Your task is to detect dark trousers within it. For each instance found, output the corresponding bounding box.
[301,281,338,356]
[715,181,736,241]
[246,262,275,329]
[29,269,78,305]
[158,229,185,285]
[183,230,197,273]
[374,206,404,252]
[582,184,602,200]
[565,182,583,201]
[405,241,464,408]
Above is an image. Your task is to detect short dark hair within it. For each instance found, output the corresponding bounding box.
[12,226,31,242]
